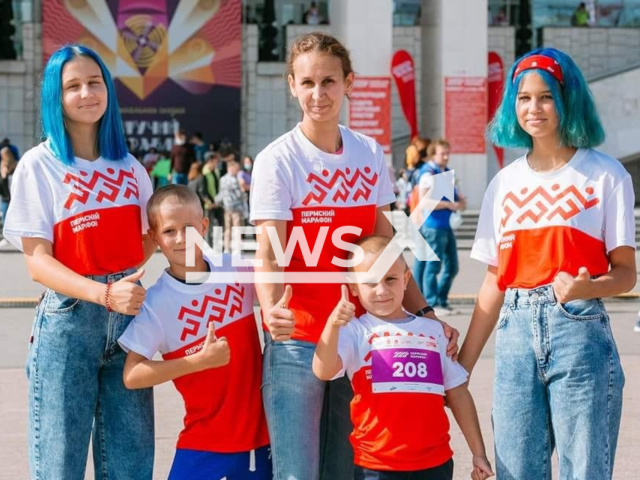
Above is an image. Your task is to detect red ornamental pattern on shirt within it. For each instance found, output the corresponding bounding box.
[302,166,379,206]
[177,283,245,342]
[63,166,140,210]
[500,183,599,231]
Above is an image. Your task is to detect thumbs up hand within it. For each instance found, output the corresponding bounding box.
[196,321,231,370]
[552,266,592,303]
[329,285,356,328]
[266,285,295,342]
[108,269,147,315]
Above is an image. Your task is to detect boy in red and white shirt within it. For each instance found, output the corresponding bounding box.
[312,235,493,480]
[118,185,270,480]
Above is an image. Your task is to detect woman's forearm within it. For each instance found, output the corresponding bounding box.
[458,267,504,374]
[447,386,488,458]
[25,249,105,305]
[254,220,287,311]
[585,263,637,299]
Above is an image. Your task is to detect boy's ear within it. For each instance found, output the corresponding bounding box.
[403,267,411,290]
[147,228,158,245]
[348,283,358,297]
[201,216,209,236]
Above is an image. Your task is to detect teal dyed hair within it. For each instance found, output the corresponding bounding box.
[40,44,128,165]
[487,48,605,149]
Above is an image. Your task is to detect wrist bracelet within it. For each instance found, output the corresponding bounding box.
[414,305,434,317]
[105,281,113,312]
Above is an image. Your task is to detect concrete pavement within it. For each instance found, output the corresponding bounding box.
[1,249,639,479]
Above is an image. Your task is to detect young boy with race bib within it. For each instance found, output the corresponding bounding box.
[118,185,270,479]
[313,235,493,480]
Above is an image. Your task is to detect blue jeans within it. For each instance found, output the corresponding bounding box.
[171,171,188,185]
[0,199,8,226]
[262,334,353,480]
[494,285,624,479]
[421,227,458,307]
[26,269,155,480]
[412,260,426,298]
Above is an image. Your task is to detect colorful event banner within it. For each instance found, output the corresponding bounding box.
[444,77,487,154]
[43,0,242,154]
[390,50,418,140]
[349,77,392,154]
[488,52,505,168]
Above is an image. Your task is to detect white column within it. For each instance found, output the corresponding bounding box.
[421,0,489,209]
[331,0,393,164]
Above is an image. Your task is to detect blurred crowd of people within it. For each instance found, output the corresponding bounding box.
[134,130,255,254]
[394,135,465,316]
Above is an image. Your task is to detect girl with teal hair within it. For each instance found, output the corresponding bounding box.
[459,48,636,479]
[2,45,155,479]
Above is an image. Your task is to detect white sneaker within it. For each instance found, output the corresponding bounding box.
[0,238,10,248]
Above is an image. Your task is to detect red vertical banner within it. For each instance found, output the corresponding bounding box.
[444,77,487,154]
[391,50,418,139]
[488,52,505,168]
[349,77,392,154]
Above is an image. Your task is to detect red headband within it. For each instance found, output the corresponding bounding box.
[512,55,564,85]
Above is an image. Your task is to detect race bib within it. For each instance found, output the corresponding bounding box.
[371,335,444,394]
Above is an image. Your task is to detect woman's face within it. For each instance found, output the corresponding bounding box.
[516,72,560,141]
[61,56,108,129]
[288,52,353,125]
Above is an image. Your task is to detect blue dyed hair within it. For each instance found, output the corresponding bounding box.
[40,44,128,164]
[487,48,605,149]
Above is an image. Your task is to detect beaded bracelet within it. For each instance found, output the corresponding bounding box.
[105,281,113,312]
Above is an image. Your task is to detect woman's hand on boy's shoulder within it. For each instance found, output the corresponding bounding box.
[329,285,356,327]
[425,311,460,360]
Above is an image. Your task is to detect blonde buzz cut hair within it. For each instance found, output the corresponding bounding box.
[347,235,408,272]
[146,184,203,231]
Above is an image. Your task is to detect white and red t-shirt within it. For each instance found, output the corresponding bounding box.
[335,313,468,471]
[472,149,636,290]
[118,257,269,453]
[3,142,152,275]
[250,124,396,343]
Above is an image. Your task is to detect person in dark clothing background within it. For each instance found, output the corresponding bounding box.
[170,128,195,185]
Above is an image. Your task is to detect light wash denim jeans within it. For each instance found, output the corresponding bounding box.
[171,171,188,185]
[26,269,155,480]
[421,227,459,307]
[262,334,354,480]
[493,285,624,480]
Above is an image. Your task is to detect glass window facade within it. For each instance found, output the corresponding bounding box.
[393,0,421,26]
[489,0,640,28]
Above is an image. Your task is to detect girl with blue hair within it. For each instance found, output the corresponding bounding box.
[2,45,155,479]
[459,48,636,479]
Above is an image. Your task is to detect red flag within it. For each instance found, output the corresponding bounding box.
[391,50,418,139]
[488,51,505,168]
